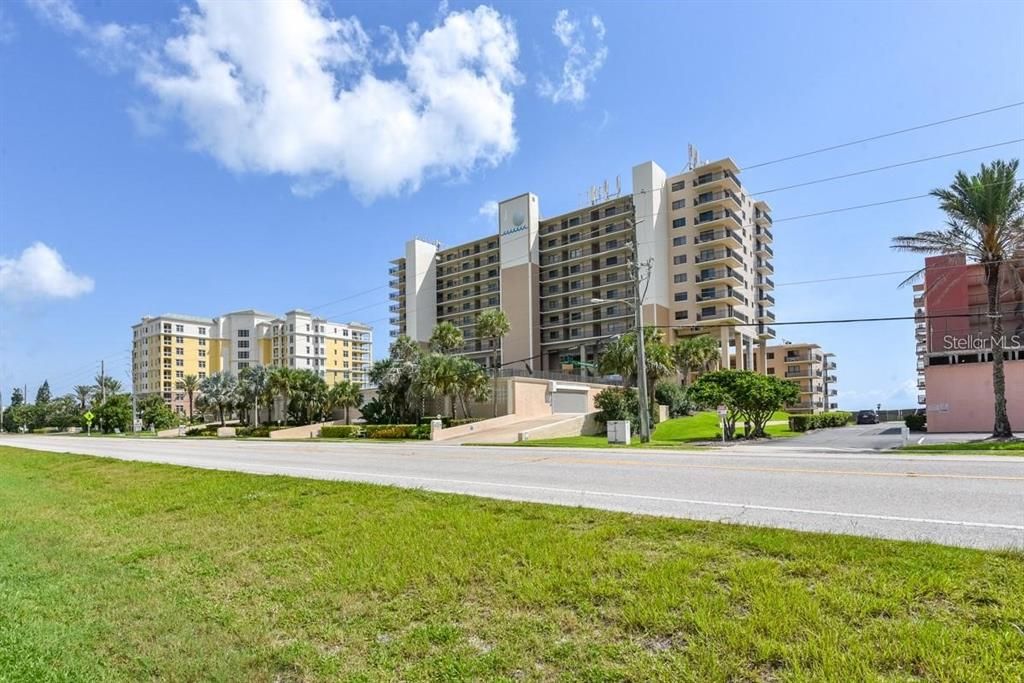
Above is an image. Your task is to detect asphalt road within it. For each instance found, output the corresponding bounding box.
[3,435,1022,550]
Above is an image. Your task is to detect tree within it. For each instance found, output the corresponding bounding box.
[239,365,271,426]
[9,387,24,408]
[269,367,298,424]
[689,370,799,439]
[94,394,132,433]
[594,387,640,433]
[138,394,179,431]
[48,396,81,431]
[330,381,364,424]
[454,357,490,418]
[179,375,200,423]
[73,385,93,410]
[3,403,34,432]
[672,335,721,386]
[35,380,51,405]
[418,353,461,419]
[289,370,327,423]
[199,372,238,426]
[429,321,464,355]
[367,336,425,424]
[93,374,122,402]
[891,159,1023,439]
[475,308,510,417]
[598,327,674,423]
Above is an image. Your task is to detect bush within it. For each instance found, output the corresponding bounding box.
[905,413,927,432]
[320,425,364,439]
[789,411,852,432]
[594,387,640,432]
[417,417,482,428]
[364,424,425,439]
[235,426,283,438]
[655,382,692,418]
[185,426,218,437]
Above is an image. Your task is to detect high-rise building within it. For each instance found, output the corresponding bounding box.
[132,309,372,414]
[756,343,838,414]
[389,157,776,374]
[913,253,1024,431]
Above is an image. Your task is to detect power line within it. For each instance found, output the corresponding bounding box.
[306,284,389,312]
[775,256,1024,287]
[752,139,1024,195]
[740,101,1024,170]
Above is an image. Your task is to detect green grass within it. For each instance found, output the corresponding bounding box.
[901,439,1024,453]
[1,446,1021,681]
[501,412,795,449]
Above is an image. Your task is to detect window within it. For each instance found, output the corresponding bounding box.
[238,362,249,369]
[671,180,686,192]
[175,370,184,379]
[199,360,206,369]
[198,327,206,336]
[674,291,687,302]
[673,255,687,265]
[198,349,206,357]
[163,323,172,333]
[767,352,775,360]
[199,372,206,379]
[198,338,206,346]
[674,273,687,284]
[175,347,184,355]
[701,306,716,316]
[175,324,184,333]
[698,210,714,222]
[238,351,249,359]
[671,199,685,210]
[237,329,250,337]
[605,256,618,266]
[175,359,184,367]
[674,310,689,320]
[672,217,687,228]
[672,236,686,247]
[767,367,776,375]
[238,339,250,348]
[175,336,184,343]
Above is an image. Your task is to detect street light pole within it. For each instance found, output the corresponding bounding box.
[633,255,651,443]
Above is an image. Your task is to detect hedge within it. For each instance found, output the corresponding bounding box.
[904,413,927,432]
[320,425,364,439]
[185,426,218,437]
[321,424,430,440]
[789,411,852,432]
[235,426,284,438]
[417,417,483,428]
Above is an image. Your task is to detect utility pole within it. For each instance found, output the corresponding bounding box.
[629,239,652,443]
[100,360,106,402]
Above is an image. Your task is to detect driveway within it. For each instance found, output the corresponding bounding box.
[2,435,1022,550]
[743,424,995,451]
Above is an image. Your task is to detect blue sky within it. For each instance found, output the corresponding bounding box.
[1,0,1022,408]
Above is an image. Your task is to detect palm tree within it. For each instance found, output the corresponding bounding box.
[330,381,364,424]
[454,357,490,418]
[419,353,461,419]
[475,308,511,416]
[429,321,465,355]
[598,327,674,423]
[672,334,720,386]
[179,374,200,423]
[92,374,122,402]
[891,159,1023,438]
[73,385,92,410]
[269,367,297,424]
[199,372,239,426]
[239,366,271,427]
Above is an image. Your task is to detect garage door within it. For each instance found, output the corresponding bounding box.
[550,384,589,414]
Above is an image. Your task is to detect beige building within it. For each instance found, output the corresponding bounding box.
[754,343,838,414]
[132,309,372,414]
[390,156,776,375]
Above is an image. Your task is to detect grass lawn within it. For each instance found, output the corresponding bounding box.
[901,439,1024,454]
[1,447,1021,681]
[502,411,795,449]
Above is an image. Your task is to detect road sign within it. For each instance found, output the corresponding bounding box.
[716,405,727,418]
[82,411,94,426]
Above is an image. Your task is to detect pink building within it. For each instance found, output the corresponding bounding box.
[915,254,1024,432]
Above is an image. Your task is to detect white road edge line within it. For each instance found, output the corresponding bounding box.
[131,455,1024,532]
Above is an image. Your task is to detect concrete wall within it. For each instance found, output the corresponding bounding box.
[925,361,1024,432]
[519,412,603,441]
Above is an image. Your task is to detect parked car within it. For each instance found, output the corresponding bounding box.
[855,410,880,425]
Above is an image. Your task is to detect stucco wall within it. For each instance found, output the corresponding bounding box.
[925,361,1024,432]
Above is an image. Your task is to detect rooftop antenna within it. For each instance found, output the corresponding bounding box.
[687,143,700,171]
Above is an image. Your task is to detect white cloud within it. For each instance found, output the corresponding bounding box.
[537,9,607,105]
[0,243,94,301]
[32,0,522,200]
[28,0,145,70]
[478,199,499,220]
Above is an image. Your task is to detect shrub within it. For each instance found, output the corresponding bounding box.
[185,426,218,437]
[235,426,283,438]
[905,413,927,432]
[320,425,364,439]
[655,382,692,418]
[790,412,852,432]
[417,417,482,428]
[594,387,640,432]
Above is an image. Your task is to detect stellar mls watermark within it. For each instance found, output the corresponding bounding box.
[943,334,1023,351]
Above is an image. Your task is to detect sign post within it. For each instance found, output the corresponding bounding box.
[82,410,95,435]
[717,405,728,443]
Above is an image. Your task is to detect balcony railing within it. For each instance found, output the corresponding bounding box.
[694,170,741,189]
[755,226,774,242]
[695,248,743,265]
[756,276,775,289]
[694,190,742,208]
[694,210,741,227]
[697,307,749,323]
[695,229,742,246]
[695,268,744,284]
[696,287,745,304]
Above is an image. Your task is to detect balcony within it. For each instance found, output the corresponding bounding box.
[389,291,404,301]
[759,293,776,305]
[388,304,400,313]
[826,374,838,383]
[913,295,925,308]
[694,169,741,191]
[695,229,742,249]
[694,209,741,228]
[693,190,742,209]
[697,307,749,324]
[756,276,775,290]
[755,242,774,257]
[758,325,777,338]
[784,354,813,363]
[755,226,774,242]
[756,259,774,274]
[754,210,773,227]
[696,287,745,305]
[694,248,743,268]
[825,361,837,370]
[758,309,776,322]
[541,242,628,266]
[695,268,744,286]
